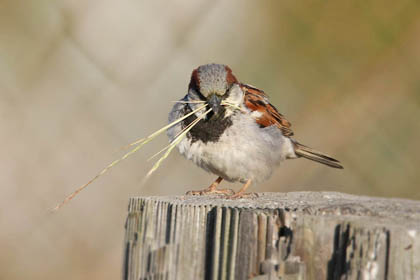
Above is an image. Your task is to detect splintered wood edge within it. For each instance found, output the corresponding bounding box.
[127,192,420,230]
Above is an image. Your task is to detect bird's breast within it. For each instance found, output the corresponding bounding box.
[182,105,233,144]
[179,109,293,183]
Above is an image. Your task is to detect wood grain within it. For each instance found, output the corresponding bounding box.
[123,192,420,280]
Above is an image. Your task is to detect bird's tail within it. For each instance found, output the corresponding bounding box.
[292,141,343,169]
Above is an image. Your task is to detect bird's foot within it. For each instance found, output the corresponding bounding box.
[186,187,235,196]
[226,192,259,199]
[186,177,234,196]
[225,179,256,199]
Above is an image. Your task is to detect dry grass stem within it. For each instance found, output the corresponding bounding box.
[144,107,212,180]
[122,104,207,148]
[221,101,246,112]
[52,104,208,211]
[148,105,209,161]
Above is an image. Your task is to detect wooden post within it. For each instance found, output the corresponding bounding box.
[123,192,420,280]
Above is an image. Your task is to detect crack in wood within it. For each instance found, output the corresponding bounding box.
[123,192,420,280]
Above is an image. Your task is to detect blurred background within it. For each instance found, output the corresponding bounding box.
[1,0,419,279]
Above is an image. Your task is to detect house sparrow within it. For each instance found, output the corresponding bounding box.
[167,63,342,198]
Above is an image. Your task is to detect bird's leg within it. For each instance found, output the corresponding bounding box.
[186,177,234,196]
[228,179,258,199]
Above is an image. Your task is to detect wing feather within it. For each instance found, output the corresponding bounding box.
[242,84,293,137]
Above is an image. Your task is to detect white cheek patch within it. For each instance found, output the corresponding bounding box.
[251,110,263,118]
[223,84,245,118]
[225,84,244,105]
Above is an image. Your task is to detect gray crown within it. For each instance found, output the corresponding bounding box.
[197,64,229,97]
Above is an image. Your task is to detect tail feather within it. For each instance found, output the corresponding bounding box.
[293,142,343,169]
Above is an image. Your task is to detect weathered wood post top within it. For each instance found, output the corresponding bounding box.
[123,192,420,280]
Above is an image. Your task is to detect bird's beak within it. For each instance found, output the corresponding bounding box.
[208,94,222,115]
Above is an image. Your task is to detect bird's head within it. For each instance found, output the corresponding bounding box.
[188,64,240,116]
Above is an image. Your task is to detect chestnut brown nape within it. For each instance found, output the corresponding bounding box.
[224,65,238,85]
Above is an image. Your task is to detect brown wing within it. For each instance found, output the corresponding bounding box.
[241,84,294,137]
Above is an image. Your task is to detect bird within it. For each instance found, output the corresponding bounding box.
[167,63,343,199]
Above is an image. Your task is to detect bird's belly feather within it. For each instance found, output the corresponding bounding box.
[168,105,295,184]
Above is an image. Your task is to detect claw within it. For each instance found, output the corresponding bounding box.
[225,179,254,199]
[185,177,234,196]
